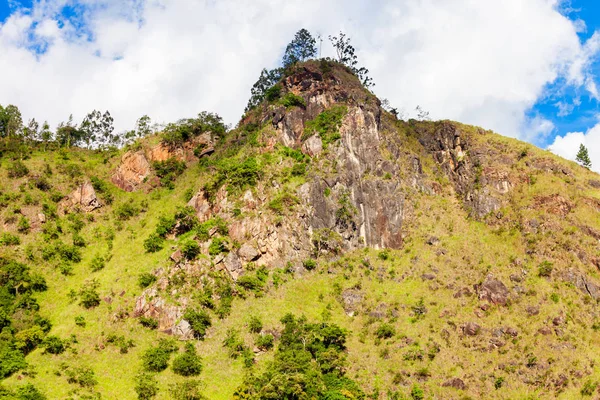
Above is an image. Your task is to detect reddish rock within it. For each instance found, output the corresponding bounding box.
[111,150,151,191]
[69,181,101,212]
[442,378,466,390]
[462,322,481,336]
[476,274,509,305]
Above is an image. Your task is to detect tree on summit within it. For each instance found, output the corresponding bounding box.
[576,143,592,169]
[282,28,317,68]
[329,31,374,88]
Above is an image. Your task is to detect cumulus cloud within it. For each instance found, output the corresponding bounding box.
[548,120,600,172]
[0,0,598,139]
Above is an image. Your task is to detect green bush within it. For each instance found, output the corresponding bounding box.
[0,233,20,246]
[152,158,186,187]
[223,329,247,359]
[581,380,598,396]
[142,342,177,372]
[302,105,347,147]
[74,315,86,327]
[134,372,159,400]
[208,237,228,256]
[268,192,300,215]
[90,255,106,272]
[138,273,157,288]
[290,163,306,176]
[139,316,159,330]
[375,323,395,339]
[255,334,274,351]
[279,92,306,108]
[173,206,198,235]
[8,160,29,178]
[265,85,282,102]
[17,216,30,233]
[78,280,100,309]
[65,366,97,388]
[411,385,424,400]
[538,261,553,277]
[248,316,263,333]
[114,202,140,220]
[0,344,27,378]
[169,380,206,400]
[144,233,164,253]
[181,240,201,261]
[196,217,228,241]
[303,259,317,271]
[184,308,212,340]
[172,342,203,376]
[42,336,66,355]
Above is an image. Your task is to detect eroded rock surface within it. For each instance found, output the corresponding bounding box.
[69,181,101,212]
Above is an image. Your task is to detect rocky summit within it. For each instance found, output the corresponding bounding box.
[2,60,600,400]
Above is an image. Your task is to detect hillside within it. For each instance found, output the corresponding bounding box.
[2,60,600,399]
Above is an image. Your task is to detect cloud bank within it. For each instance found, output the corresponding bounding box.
[548,120,600,172]
[0,0,598,140]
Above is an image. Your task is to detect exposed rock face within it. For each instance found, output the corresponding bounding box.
[476,275,509,306]
[562,269,600,300]
[222,252,243,280]
[341,289,363,317]
[134,287,193,339]
[462,322,481,336]
[69,181,101,212]
[187,190,212,222]
[301,134,323,157]
[111,150,151,192]
[442,378,466,390]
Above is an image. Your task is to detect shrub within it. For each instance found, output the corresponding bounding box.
[90,255,106,272]
[302,105,347,147]
[114,202,140,221]
[17,216,30,233]
[494,376,505,389]
[196,217,228,241]
[538,261,553,277]
[172,343,203,376]
[13,384,47,400]
[74,315,86,327]
[139,316,159,330]
[65,366,97,387]
[42,336,66,354]
[248,316,263,333]
[138,273,157,288]
[0,233,20,246]
[0,344,27,378]
[581,380,598,396]
[375,323,395,339]
[142,345,175,372]
[169,380,206,400]
[303,259,317,271]
[208,237,228,256]
[134,372,159,400]
[8,160,29,178]
[144,233,164,253]
[256,334,274,351]
[34,176,51,191]
[237,275,264,293]
[181,240,201,260]
[410,385,424,400]
[265,85,282,102]
[223,329,247,359]
[78,280,101,309]
[184,308,212,340]
[279,92,306,108]
[155,215,176,237]
[268,192,299,215]
[173,206,198,235]
[290,163,306,176]
[152,158,186,187]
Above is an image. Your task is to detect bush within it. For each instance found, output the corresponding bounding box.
[223,329,247,359]
[265,85,282,102]
[34,176,51,191]
[248,316,263,333]
[302,105,347,147]
[208,237,228,256]
[144,233,164,253]
[0,233,20,246]
[8,160,29,178]
[184,308,212,340]
[256,334,274,351]
[538,261,553,277]
[17,216,30,233]
[0,344,27,378]
[138,273,157,288]
[152,158,186,187]
[139,316,159,330]
[411,385,424,400]
[169,380,206,400]
[172,342,203,376]
[267,192,299,215]
[279,92,306,108]
[196,217,228,241]
[42,336,66,354]
[65,366,97,387]
[290,163,306,176]
[375,323,395,339]
[114,202,140,221]
[303,259,317,271]
[78,280,101,309]
[90,255,106,272]
[181,240,201,261]
[142,344,176,372]
[581,380,598,396]
[74,315,86,327]
[134,372,159,400]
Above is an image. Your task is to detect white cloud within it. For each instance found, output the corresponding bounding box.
[0,0,598,140]
[548,121,600,172]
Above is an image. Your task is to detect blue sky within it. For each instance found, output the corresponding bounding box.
[1,0,600,169]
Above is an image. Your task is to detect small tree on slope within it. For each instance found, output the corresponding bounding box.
[576,143,592,169]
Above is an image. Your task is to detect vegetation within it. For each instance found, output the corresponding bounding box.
[303,105,347,147]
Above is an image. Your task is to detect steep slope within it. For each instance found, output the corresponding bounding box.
[1,60,600,399]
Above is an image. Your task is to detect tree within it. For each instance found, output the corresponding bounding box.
[0,104,23,137]
[282,29,317,68]
[328,32,374,88]
[40,121,52,149]
[576,143,592,169]
[80,110,115,149]
[245,68,283,112]
[23,118,39,141]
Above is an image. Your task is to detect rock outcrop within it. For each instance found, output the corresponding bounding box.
[111,150,151,192]
[68,181,101,212]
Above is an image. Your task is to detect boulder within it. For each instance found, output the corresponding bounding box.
[70,181,101,212]
[238,243,260,262]
[341,289,363,317]
[37,213,46,223]
[476,274,509,305]
[301,134,323,157]
[462,322,481,336]
[442,378,466,390]
[187,190,212,222]
[223,252,243,280]
[111,150,151,191]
